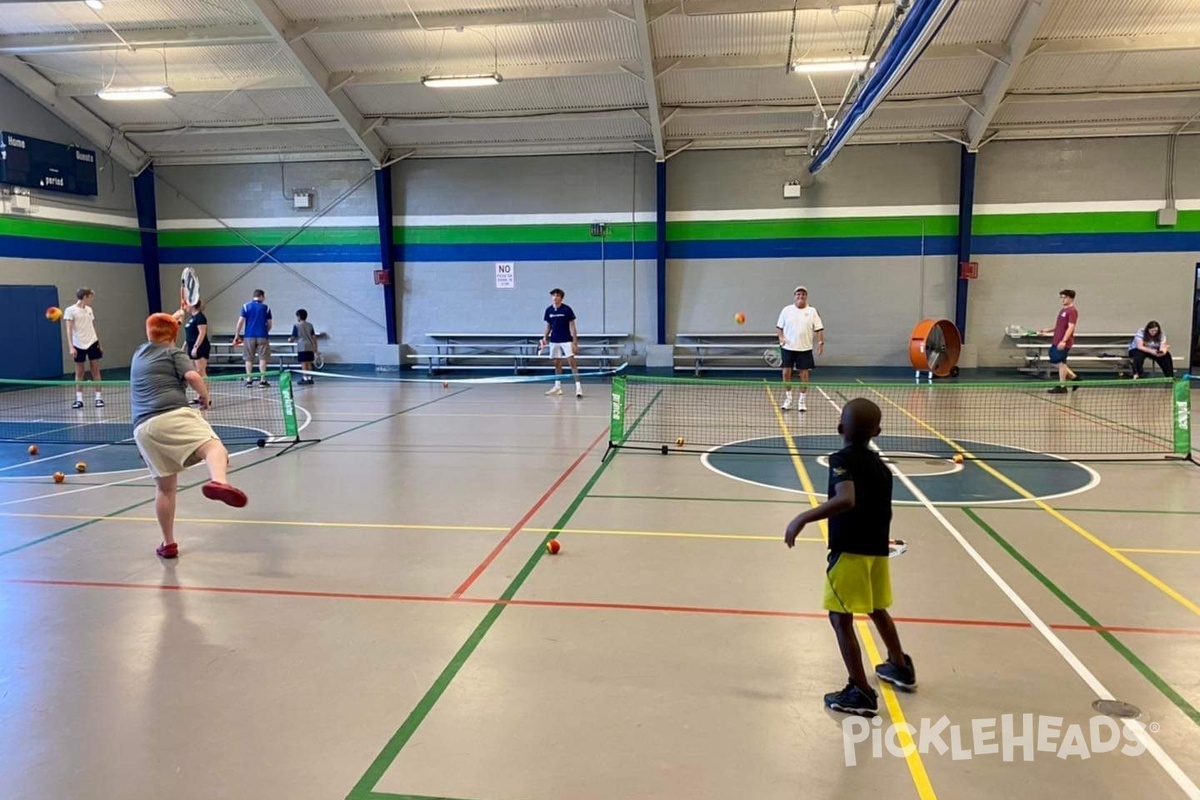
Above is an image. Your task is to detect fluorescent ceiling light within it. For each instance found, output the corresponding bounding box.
[84,0,104,9]
[421,74,502,88]
[790,58,873,74]
[96,86,176,101]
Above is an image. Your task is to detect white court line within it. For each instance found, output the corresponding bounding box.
[0,399,311,493]
[0,472,150,507]
[0,441,113,474]
[698,433,1101,507]
[815,387,1200,799]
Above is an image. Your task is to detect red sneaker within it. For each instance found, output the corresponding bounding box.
[202,481,248,508]
[156,542,178,559]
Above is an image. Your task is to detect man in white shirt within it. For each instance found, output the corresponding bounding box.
[775,286,824,412]
[62,287,104,408]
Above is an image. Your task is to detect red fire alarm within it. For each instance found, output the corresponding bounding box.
[374,269,391,286]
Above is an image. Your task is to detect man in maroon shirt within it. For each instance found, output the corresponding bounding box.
[1039,289,1081,393]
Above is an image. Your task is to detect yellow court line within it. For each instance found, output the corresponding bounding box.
[858,620,937,796]
[765,385,827,544]
[865,384,1200,618]
[766,385,936,800]
[1117,547,1200,556]
[0,511,824,543]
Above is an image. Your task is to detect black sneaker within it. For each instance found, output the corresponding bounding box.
[259,380,270,388]
[824,681,878,717]
[1046,386,1068,394]
[94,398,105,408]
[245,379,255,387]
[71,400,84,409]
[1069,376,1082,392]
[875,654,917,691]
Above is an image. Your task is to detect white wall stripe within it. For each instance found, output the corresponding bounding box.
[977,200,1200,215]
[149,200,1200,232]
[1,205,138,230]
[394,212,658,226]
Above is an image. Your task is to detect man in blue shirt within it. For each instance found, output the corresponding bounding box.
[234,289,273,387]
[539,288,581,397]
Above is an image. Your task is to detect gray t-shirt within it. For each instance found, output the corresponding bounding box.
[292,320,317,353]
[130,342,194,428]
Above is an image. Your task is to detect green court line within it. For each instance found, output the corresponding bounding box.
[0,389,471,559]
[346,391,661,800]
[961,507,1200,727]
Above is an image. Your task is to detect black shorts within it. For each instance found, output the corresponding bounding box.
[188,342,211,361]
[297,351,315,363]
[781,348,815,371]
[72,342,103,363]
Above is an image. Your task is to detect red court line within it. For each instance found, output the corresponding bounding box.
[449,425,608,599]
[11,578,1200,638]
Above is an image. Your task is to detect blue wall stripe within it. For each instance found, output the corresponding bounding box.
[974,232,1200,254]
[163,234,1199,262]
[0,236,142,264]
[12,231,1184,266]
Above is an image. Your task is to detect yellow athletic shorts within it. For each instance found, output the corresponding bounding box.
[822,552,892,614]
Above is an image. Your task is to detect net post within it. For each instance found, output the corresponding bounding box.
[280,370,299,444]
[275,369,321,454]
[1173,378,1192,458]
[608,375,627,456]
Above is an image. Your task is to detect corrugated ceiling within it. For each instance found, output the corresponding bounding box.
[1,0,1197,163]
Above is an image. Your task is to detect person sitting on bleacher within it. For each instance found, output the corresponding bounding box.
[1129,321,1174,379]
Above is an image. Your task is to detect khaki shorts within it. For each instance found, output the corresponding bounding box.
[133,407,219,478]
[547,341,575,359]
[243,336,271,361]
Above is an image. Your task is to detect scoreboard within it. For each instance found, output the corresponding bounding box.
[0,131,98,197]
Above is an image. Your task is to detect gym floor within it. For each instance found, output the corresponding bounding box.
[1,373,1198,800]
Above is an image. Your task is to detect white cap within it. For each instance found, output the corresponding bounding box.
[794,285,808,294]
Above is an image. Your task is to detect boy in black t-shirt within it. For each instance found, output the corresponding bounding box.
[784,398,917,716]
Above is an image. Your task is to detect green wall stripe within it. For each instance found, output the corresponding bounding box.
[667,217,957,240]
[0,216,140,246]
[974,210,1200,236]
[138,210,1200,250]
[158,227,379,248]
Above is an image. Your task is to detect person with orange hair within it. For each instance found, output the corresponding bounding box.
[131,312,248,559]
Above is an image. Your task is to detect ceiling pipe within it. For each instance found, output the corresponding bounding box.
[807,0,962,174]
